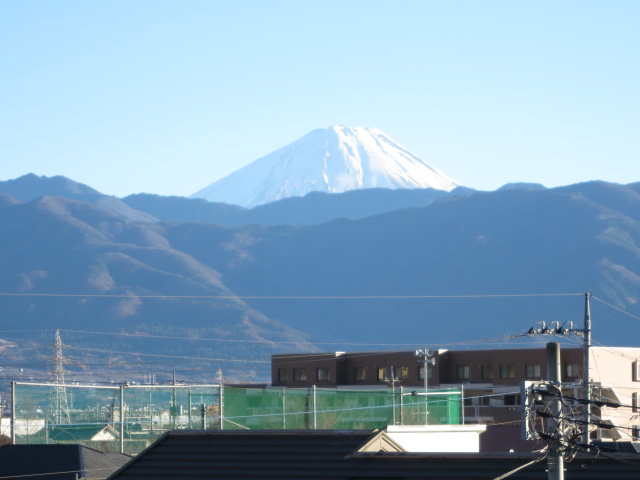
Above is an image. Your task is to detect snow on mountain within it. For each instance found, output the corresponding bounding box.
[192,125,460,207]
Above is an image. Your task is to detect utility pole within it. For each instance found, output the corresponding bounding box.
[422,354,428,425]
[582,292,591,445]
[547,342,564,480]
[524,293,593,445]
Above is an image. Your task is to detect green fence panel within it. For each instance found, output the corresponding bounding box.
[11,382,461,455]
[221,387,461,430]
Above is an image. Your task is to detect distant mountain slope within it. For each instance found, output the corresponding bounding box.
[555,181,640,222]
[0,195,315,380]
[122,193,248,224]
[191,126,459,207]
[2,179,640,383]
[123,187,473,226]
[0,174,157,223]
[168,181,640,348]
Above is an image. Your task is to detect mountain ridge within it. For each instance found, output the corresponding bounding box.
[124,186,475,226]
[0,174,157,223]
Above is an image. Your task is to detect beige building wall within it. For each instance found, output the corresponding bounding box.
[589,347,640,441]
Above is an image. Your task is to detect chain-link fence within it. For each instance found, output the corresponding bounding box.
[9,382,461,455]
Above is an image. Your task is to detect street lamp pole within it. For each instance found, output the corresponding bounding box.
[415,348,434,425]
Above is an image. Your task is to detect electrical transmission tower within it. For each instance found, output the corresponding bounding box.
[49,329,70,425]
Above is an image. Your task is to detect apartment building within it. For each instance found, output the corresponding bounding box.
[272,346,640,441]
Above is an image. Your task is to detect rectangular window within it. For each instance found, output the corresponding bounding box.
[418,365,433,381]
[456,365,470,380]
[525,364,541,379]
[277,368,287,383]
[633,360,640,382]
[353,367,367,381]
[500,364,515,379]
[377,367,386,382]
[565,363,579,378]
[293,368,307,382]
[481,365,493,380]
[633,392,640,413]
[504,394,520,406]
[316,367,330,382]
[392,366,409,381]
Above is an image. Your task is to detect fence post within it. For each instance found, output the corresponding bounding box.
[10,381,15,444]
[399,386,403,425]
[312,385,317,429]
[219,383,224,430]
[460,385,464,425]
[391,385,396,425]
[119,384,125,454]
[282,389,286,429]
[172,372,176,429]
[149,389,153,434]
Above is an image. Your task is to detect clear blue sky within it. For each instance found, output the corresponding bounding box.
[1,1,638,198]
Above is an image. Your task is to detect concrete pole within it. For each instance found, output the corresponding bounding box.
[547,342,564,480]
[424,354,428,425]
[582,292,592,445]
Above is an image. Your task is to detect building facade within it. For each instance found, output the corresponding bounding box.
[272,346,640,441]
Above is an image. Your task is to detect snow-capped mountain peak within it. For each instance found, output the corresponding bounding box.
[191,125,459,207]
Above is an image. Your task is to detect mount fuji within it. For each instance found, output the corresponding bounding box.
[191,126,460,207]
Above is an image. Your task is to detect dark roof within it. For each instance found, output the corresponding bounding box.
[0,444,130,480]
[108,429,374,479]
[108,429,640,480]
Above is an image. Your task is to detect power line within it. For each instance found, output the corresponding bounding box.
[0,292,585,299]
[66,345,271,364]
[0,327,553,349]
[592,295,640,323]
[68,329,563,348]
[533,388,634,410]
